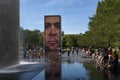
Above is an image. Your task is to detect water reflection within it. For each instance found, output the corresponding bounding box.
[45,51,61,80]
[34,58,120,80]
[62,62,89,80]
[0,51,120,80]
[45,63,61,80]
[83,61,120,80]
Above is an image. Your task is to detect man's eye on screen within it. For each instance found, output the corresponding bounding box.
[54,22,60,29]
[45,23,51,29]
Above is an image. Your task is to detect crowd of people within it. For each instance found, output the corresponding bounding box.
[20,46,119,75]
[63,47,119,74]
[86,47,119,74]
[21,47,43,62]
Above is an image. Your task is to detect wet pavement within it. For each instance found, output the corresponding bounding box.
[20,59,120,80]
[0,60,49,80]
[0,51,120,80]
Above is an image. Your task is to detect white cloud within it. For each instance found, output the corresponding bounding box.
[44,0,58,7]
[44,0,82,7]
[64,0,82,5]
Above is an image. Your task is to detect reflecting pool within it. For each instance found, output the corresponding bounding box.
[33,59,120,80]
[0,58,120,80]
[62,62,89,80]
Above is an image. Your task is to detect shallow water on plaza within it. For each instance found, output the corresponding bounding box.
[33,59,120,80]
[0,58,119,80]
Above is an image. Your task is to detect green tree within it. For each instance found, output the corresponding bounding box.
[89,0,120,48]
[22,29,43,48]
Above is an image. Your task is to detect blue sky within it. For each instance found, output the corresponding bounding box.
[20,0,100,34]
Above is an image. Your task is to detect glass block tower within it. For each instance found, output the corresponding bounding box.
[0,0,19,69]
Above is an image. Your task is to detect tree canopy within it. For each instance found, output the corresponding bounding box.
[62,0,120,48]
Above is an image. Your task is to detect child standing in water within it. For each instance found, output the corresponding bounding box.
[37,50,42,62]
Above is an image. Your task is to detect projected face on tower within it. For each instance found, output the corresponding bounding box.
[44,15,61,51]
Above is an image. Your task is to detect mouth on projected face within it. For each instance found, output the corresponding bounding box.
[47,37,58,44]
[48,39,58,44]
